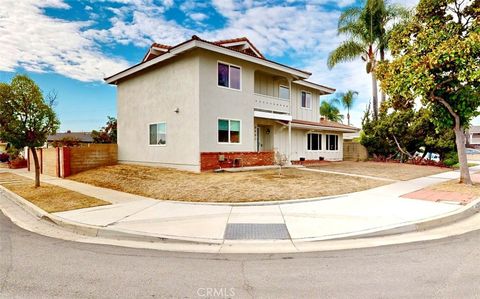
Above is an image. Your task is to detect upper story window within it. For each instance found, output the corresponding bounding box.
[326,134,339,151]
[218,119,241,144]
[301,91,312,109]
[149,122,166,146]
[218,62,241,90]
[279,85,290,100]
[307,133,322,151]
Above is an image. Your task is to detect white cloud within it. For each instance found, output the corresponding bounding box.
[0,0,129,82]
[190,12,208,22]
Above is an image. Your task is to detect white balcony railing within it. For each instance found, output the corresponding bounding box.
[253,93,290,114]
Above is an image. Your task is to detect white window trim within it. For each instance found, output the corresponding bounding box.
[306,132,322,152]
[148,121,167,147]
[300,90,312,110]
[217,61,242,92]
[217,117,242,145]
[325,134,339,151]
[278,84,290,101]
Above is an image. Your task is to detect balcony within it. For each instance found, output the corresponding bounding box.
[253,93,290,114]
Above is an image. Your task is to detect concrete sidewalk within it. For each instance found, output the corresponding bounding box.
[2,166,480,247]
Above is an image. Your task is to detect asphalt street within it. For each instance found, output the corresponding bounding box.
[1,210,479,299]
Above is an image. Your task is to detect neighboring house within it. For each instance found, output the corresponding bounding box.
[466,126,480,148]
[343,132,361,141]
[46,131,94,147]
[105,36,359,171]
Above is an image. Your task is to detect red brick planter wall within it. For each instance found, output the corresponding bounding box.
[200,151,275,171]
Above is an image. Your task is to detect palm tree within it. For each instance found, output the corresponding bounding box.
[367,0,410,104]
[338,90,358,126]
[320,99,344,123]
[327,0,409,119]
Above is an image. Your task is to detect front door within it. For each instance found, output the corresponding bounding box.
[256,126,264,152]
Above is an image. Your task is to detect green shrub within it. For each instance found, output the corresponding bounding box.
[443,151,459,167]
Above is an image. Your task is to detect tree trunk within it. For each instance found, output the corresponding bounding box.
[347,109,350,126]
[371,70,379,120]
[379,49,386,107]
[454,126,472,185]
[30,147,41,187]
[436,96,472,185]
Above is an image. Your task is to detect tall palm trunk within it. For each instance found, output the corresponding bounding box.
[379,48,386,106]
[347,108,351,126]
[371,68,379,120]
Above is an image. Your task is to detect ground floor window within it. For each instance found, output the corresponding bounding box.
[149,122,166,145]
[218,119,241,143]
[326,134,338,151]
[307,133,322,151]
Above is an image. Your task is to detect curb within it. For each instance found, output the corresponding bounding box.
[0,185,219,245]
[294,198,480,242]
[1,184,479,249]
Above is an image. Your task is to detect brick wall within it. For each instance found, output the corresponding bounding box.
[343,141,368,161]
[200,151,274,171]
[28,144,117,177]
[69,144,117,175]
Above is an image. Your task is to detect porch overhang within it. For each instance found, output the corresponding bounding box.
[278,119,359,133]
[254,110,292,121]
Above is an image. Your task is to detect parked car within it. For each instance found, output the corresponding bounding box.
[465,148,480,155]
[414,151,440,162]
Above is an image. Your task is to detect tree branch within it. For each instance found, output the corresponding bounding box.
[392,134,413,158]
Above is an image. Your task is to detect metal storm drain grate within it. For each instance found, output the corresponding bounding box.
[224,223,290,240]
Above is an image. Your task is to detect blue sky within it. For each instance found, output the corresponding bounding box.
[0,0,419,132]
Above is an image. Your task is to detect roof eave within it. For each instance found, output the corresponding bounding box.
[105,39,311,84]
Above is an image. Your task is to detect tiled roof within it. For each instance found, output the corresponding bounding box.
[213,37,265,59]
[142,35,298,75]
[468,126,480,134]
[106,35,312,83]
[151,43,172,49]
[47,132,94,143]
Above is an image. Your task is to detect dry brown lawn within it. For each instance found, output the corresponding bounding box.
[309,161,449,181]
[0,173,110,213]
[68,165,387,203]
[430,179,480,198]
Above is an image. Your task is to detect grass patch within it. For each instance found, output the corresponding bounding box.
[451,162,477,169]
[308,161,448,181]
[68,165,387,203]
[0,173,110,213]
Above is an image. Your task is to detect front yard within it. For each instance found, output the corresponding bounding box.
[68,165,387,203]
[308,161,449,181]
[0,173,110,212]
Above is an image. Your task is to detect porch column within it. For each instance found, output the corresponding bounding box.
[288,121,292,165]
[287,77,293,165]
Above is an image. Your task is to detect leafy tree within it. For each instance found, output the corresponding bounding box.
[92,116,117,144]
[360,103,455,162]
[377,0,480,184]
[320,99,344,122]
[338,90,358,125]
[0,75,60,187]
[328,0,409,119]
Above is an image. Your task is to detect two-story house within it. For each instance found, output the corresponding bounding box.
[105,36,358,171]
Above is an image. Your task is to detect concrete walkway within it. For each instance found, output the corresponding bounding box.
[2,166,480,245]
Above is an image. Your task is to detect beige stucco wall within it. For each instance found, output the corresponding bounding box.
[116,52,200,171]
[198,50,257,152]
